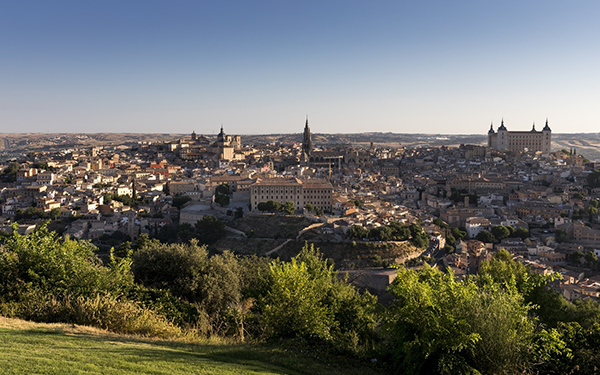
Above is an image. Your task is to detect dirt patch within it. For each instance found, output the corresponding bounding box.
[215,237,421,269]
[226,215,312,239]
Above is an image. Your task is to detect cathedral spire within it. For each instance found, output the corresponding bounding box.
[302,116,313,163]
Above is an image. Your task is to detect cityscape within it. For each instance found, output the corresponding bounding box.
[2,1,600,375]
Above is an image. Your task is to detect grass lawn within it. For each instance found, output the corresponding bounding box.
[0,318,384,375]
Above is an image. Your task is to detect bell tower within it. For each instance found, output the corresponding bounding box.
[301,117,313,162]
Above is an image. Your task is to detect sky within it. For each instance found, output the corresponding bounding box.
[2,1,600,135]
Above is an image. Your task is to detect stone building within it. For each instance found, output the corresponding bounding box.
[250,177,333,212]
[487,119,551,154]
[167,127,241,161]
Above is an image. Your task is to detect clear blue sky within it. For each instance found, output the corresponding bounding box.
[2,1,600,135]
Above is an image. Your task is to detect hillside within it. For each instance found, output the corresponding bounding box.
[0,317,384,375]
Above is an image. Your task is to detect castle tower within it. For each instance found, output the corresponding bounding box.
[542,119,551,154]
[497,119,508,151]
[302,117,313,162]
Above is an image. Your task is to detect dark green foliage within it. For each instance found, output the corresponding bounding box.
[14,207,45,221]
[153,216,225,245]
[98,230,132,248]
[451,227,467,240]
[215,183,230,207]
[555,229,569,243]
[195,216,225,244]
[433,218,448,228]
[475,230,495,243]
[214,193,230,207]
[132,240,209,302]
[104,193,139,207]
[235,207,244,219]
[409,223,429,248]
[491,225,511,241]
[281,201,295,214]
[256,200,295,214]
[172,195,191,209]
[132,240,271,337]
[587,169,600,189]
[0,162,19,182]
[349,225,369,239]
[349,222,427,247]
[514,227,530,239]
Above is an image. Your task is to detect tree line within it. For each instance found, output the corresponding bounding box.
[0,226,598,374]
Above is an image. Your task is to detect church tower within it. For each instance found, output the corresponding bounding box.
[301,117,313,162]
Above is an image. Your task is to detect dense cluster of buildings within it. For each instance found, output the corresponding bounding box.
[1,118,599,301]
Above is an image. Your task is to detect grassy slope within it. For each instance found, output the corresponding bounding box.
[0,318,384,375]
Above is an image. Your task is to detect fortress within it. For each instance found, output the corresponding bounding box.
[487,120,551,154]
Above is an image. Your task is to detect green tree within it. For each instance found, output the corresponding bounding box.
[0,162,19,182]
[215,183,230,196]
[433,218,448,228]
[132,239,209,302]
[195,216,225,244]
[214,183,230,207]
[586,169,600,189]
[491,225,511,241]
[555,229,569,243]
[349,225,369,239]
[451,227,467,241]
[514,227,530,240]
[476,230,496,243]
[49,208,62,220]
[214,193,230,207]
[172,195,191,209]
[280,201,295,215]
[235,206,244,219]
[587,205,598,223]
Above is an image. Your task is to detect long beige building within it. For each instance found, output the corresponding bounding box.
[250,178,333,211]
[488,120,551,154]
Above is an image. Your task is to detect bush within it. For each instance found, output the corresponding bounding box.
[3,290,181,338]
[0,225,134,300]
[385,265,535,374]
[261,244,378,352]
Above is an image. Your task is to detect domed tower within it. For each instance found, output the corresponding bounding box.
[542,119,551,154]
[216,125,226,144]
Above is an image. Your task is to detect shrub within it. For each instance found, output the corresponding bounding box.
[4,290,181,338]
[261,244,378,352]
